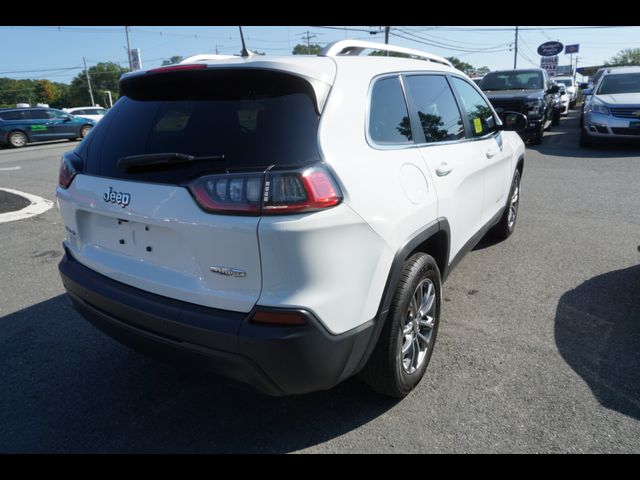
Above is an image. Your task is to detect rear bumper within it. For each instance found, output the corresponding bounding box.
[59,249,375,396]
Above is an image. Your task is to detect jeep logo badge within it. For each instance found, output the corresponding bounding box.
[103,187,131,208]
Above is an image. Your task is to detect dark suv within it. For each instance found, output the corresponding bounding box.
[0,107,95,148]
[480,69,559,144]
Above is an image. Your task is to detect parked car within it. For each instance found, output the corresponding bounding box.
[549,81,563,126]
[57,40,526,398]
[480,68,559,144]
[471,76,484,87]
[557,85,570,116]
[62,106,109,123]
[0,107,95,148]
[552,76,577,109]
[580,66,640,147]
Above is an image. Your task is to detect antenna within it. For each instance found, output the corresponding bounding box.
[238,26,254,58]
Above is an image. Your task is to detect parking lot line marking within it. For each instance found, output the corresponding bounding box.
[0,166,22,171]
[0,188,53,224]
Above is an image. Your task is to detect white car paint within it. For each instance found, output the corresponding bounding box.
[57,47,525,335]
[63,107,108,123]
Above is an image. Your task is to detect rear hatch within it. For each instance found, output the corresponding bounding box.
[57,66,328,312]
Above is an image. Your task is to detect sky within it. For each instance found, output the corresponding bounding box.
[0,25,638,85]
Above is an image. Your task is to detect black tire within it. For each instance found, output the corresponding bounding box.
[491,169,521,240]
[530,124,543,145]
[552,110,560,126]
[8,130,28,148]
[80,125,92,138]
[359,253,441,398]
[579,129,593,148]
[569,100,576,110]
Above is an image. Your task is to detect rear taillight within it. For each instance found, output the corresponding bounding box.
[58,156,77,189]
[187,165,342,216]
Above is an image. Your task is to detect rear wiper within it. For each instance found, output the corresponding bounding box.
[117,152,225,170]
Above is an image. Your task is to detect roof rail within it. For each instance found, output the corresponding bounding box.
[319,40,453,68]
[179,54,238,64]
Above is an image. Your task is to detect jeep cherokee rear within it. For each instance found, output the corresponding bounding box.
[57,41,526,398]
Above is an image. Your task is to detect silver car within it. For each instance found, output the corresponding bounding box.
[580,66,640,147]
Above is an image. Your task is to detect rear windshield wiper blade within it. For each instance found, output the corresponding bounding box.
[117,152,225,170]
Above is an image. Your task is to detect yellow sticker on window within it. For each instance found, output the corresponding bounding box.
[473,117,483,134]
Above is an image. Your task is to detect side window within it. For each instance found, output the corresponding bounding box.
[0,110,26,120]
[46,110,67,119]
[27,110,48,119]
[369,76,413,145]
[73,110,86,115]
[450,77,497,138]
[404,75,464,143]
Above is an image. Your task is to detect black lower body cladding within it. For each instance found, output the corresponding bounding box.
[58,249,374,396]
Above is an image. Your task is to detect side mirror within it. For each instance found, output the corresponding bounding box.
[548,84,560,94]
[499,111,527,132]
[62,114,72,122]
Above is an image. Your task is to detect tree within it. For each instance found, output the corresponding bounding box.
[292,44,322,55]
[604,48,640,67]
[446,57,474,75]
[476,66,490,76]
[64,62,128,107]
[162,56,184,66]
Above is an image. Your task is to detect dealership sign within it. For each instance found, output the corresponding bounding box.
[565,44,580,54]
[540,55,559,76]
[537,41,564,57]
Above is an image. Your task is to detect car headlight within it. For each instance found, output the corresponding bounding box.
[589,98,610,115]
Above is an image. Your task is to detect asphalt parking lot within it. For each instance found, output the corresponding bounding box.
[1,111,639,453]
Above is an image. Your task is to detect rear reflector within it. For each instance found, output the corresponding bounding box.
[250,310,307,326]
[187,165,342,216]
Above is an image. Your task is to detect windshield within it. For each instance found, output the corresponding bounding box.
[481,71,543,90]
[554,79,572,87]
[597,73,640,95]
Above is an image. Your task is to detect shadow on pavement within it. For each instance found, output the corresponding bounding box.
[0,295,396,453]
[555,264,640,419]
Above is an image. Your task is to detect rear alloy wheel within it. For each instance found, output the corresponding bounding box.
[359,253,441,398]
[80,125,92,138]
[491,169,521,240]
[8,131,27,148]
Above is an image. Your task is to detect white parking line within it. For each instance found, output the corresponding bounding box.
[0,188,53,224]
[0,166,22,171]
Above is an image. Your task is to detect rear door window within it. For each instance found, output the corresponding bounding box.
[368,76,413,145]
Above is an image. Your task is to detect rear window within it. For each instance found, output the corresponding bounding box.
[81,68,321,184]
[481,71,543,90]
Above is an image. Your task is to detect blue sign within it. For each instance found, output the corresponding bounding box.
[565,44,579,54]
[537,41,564,57]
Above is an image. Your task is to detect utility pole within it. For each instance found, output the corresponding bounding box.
[301,30,316,55]
[384,26,390,44]
[83,57,95,107]
[125,26,133,71]
[105,90,113,108]
[513,25,519,69]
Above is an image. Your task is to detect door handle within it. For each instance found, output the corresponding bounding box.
[435,163,454,176]
[486,148,497,158]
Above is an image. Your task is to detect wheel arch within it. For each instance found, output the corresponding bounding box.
[8,128,31,143]
[352,218,450,374]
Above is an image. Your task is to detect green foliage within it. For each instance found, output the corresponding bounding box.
[446,57,474,74]
[66,62,128,107]
[0,78,69,108]
[292,44,322,55]
[161,56,184,66]
[475,66,490,76]
[604,48,640,66]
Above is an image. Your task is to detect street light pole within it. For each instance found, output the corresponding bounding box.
[83,57,95,107]
[513,26,519,69]
[125,26,133,71]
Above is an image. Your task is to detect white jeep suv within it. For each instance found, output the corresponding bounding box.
[57,40,526,398]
